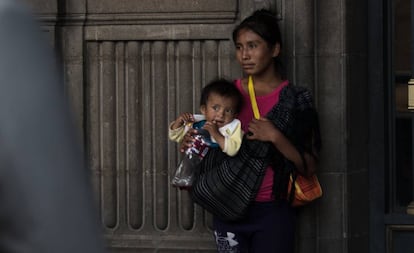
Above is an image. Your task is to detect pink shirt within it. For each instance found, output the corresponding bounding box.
[234,79,289,202]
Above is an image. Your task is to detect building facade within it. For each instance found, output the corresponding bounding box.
[25,0,413,252]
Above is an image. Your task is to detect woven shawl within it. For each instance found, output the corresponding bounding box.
[190,84,320,221]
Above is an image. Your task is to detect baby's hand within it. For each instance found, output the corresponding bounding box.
[203,121,221,139]
[203,121,225,149]
[171,112,194,129]
[178,112,194,125]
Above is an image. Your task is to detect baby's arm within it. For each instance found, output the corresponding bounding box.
[203,119,242,156]
[221,120,242,156]
[202,121,225,149]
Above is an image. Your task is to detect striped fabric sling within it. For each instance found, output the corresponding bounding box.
[191,77,321,220]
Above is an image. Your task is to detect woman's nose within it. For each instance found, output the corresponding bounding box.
[242,48,249,59]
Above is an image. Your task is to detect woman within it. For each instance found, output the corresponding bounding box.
[182,9,321,253]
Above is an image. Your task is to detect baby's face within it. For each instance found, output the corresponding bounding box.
[201,93,238,128]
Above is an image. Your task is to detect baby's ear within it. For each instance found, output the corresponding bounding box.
[200,105,206,114]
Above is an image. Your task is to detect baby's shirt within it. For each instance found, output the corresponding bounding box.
[169,114,242,156]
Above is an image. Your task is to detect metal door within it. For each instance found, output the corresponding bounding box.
[385,0,414,252]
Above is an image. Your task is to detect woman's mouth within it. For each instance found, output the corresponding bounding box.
[242,64,255,70]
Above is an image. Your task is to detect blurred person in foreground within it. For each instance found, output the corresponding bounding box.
[0,1,106,252]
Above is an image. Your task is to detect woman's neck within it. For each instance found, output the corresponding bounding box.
[243,73,284,96]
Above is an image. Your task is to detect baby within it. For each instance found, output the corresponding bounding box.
[169,78,244,187]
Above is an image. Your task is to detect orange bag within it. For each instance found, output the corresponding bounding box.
[288,174,322,207]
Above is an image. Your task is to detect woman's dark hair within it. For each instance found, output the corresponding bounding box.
[232,9,286,79]
[200,79,244,114]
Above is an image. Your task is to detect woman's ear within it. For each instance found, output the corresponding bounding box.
[272,43,281,57]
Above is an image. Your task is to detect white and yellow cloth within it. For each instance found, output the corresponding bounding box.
[169,114,242,156]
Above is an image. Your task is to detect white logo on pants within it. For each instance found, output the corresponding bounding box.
[214,231,239,252]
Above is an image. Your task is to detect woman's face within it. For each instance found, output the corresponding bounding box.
[235,28,279,76]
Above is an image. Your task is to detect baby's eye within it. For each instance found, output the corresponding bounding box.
[212,105,220,111]
[225,109,235,115]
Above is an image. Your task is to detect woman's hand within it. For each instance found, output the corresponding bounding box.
[179,128,197,152]
[247,117,317,177]
[246,117,280,143]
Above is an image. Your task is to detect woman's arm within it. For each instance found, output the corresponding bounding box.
[246,117,317,177]
[269,128,317,177]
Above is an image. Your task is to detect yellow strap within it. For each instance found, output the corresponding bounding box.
[248,75,260,119]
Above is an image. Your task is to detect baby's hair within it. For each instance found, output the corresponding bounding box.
[200,79,244,114]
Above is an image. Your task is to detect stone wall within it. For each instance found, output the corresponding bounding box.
[24,0,370,252]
